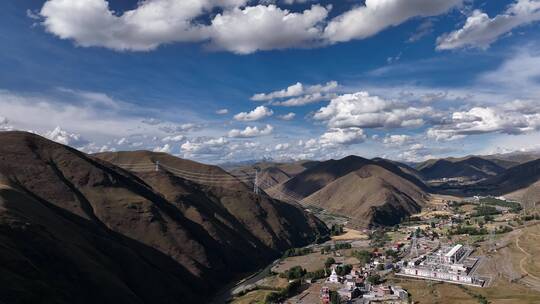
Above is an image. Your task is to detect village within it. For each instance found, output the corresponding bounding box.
[229,195,540,304]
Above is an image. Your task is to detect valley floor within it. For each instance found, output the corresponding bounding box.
[229,194,540,304]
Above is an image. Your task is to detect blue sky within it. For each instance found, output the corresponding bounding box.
[1,0,540,163]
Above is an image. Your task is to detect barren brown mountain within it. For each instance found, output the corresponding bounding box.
[228,160,320,190]
[303,165,426,227]
[267,156,428,227]
[0,131,328,304]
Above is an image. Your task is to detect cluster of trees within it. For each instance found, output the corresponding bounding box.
[385,249,399,260]
[329,291,341,304]
[521,213,540,222]
[413,227,424,238]
[334,243,352,250]
[279,265,329,282]
[495,225,513,234]
[282,247,313,258]
[370,229,390,247]
[479,197,522,213]
[265,280,301,303]
[473,205,500,217]
[305,268,327,280]
[279,266,306,280]
[449,225,488,236]
[433,214,451,219]
[320,243,352,254]
[330,224,344,236]
[335,264,352,276]
[324,257,336,268]
[367,274,381,285]
[352,250,372,265]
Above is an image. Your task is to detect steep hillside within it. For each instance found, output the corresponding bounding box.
[416,156,505,181]
[269,156,428,227]
[0,184,203,304]
[476,159,540,207]
[97,153,328,252]
[228,160,320,190]
[437,158,540,207]
[275,156,426,198]
[273,156,373,198]
[94,150,251,190]
[0,131,328,303]
[371,158,428,191]
[303,165,425,227]
[486,159,540,192]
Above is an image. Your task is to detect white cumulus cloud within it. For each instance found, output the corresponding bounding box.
[153,143,172,153]
[428,101,540,141]
[234,106,274,121]
[228,124,274,138]
[313,92,432,129]
[324,0,463,43]
[37,0,464,54]
[252,81,338,106]
[278,112,296,120]
[437,0,540,50]
[319,127,366,146]
[209,4,329,54]
[383,134,412,146]
[162,135,186,142]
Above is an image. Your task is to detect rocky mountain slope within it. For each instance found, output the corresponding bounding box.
[267,156,428,227]
[303,164,426,227]
[0,131,328,304]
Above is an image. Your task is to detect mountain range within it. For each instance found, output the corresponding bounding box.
[239,156,429,227]
[230,153,540,226]
[0,131,328,304]
[1,130,540,303]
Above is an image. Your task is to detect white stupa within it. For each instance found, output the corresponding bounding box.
[328,267,340,283]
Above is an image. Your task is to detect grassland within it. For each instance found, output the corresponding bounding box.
[330,228,368,241]
[231,290,273,304]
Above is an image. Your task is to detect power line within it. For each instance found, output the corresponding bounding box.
[114,162,253,180]
[114,161,307,202]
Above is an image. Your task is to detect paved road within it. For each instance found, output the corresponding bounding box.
[210,259,279,304]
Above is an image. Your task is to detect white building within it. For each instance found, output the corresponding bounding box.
[328,267,340,283]
[444,244,466,264]
[397,244,483,287]
[401,266,473,284]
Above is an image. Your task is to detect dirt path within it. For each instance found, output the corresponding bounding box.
[515,236,537,280]
[515,229,540,292]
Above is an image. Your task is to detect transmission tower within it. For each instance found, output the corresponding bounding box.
[489,228,496,252]
[412,234,419,258]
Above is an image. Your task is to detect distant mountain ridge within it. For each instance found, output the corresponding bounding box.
[416,156,505,181]
[228,160,321,190]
